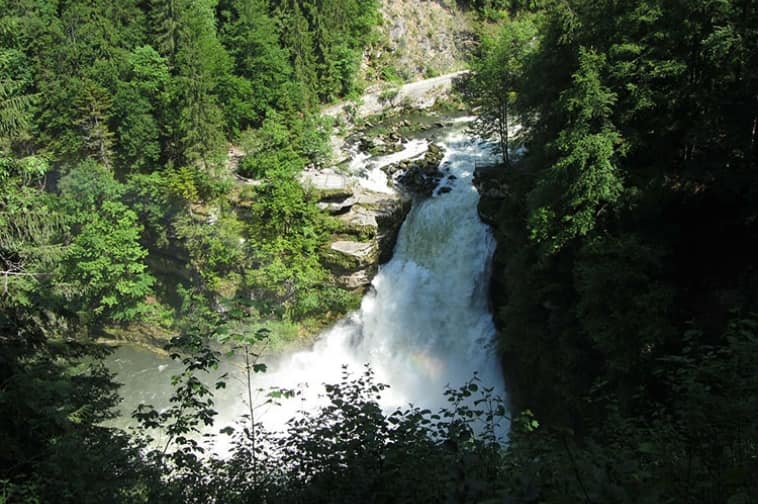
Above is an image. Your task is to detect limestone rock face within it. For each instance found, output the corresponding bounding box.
[338,269,374,290]
[300,169,353,199]
[323,240,379,286]
[330,240,377,264]
[369,194,411,264]
[364,0,473,83]
[317,196,356,215]
[473,164,509,226]
[304,168,411,290]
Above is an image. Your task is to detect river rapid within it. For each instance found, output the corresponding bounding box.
[107,120,507,452]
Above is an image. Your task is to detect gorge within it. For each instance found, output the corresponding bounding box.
[108,118,508,446]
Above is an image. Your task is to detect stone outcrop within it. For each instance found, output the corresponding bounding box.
[301,168,411,291]
[383,142,446,197]
[348,190,411,264]
[324,240,379,282]
[363,1,473,83]
[473,164,508,223]
[305,112,454,291]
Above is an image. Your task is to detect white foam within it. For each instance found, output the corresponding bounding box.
[246,127,506,431]
[108,125,509,456]
[347,139,430,194]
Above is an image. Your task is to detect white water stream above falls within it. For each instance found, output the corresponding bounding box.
[107,121,507,452]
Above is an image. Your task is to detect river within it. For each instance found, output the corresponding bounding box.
[107,120,507,452]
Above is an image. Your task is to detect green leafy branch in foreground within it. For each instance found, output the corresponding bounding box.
[120,312,757,504]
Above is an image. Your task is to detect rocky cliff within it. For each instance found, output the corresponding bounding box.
[362,0,475,83]
[301,167,412,290]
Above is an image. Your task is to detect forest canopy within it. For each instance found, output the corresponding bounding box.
[2,0,758,502]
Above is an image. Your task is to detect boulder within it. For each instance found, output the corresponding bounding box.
[378,143,446,198]
[397,167,443,197]
[369,141,403,157]
[339,205,378,234]
[330,240,377,260]
[368,195,412,264]
[358,137,375,153]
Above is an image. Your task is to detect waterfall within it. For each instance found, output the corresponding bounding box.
[243,125,505,428]
[107,122,507,450]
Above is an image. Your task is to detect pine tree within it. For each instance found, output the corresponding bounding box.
[170,0,231,167]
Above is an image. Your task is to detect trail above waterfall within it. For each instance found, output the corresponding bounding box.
[322,71,468,120]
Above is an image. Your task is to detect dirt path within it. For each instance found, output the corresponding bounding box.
[321,70,468,120]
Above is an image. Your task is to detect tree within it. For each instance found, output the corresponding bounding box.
[171,0,230,167]
[74,79,116,168]
[62,200,155,323]
[57,160,154,323]
[149,0,182,64]
[274,0,319,108]
[1,153,151,504]
[0,155,60,303]
[0,306,151,503]
[112,45,171,173]
[0,49,33,142]
[219,0,294,127]
[245,158,329,319]
[527,47,623,254]
[470,16,538,164]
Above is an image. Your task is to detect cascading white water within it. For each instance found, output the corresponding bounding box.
[107,122,507,450]
[243,124,505,429]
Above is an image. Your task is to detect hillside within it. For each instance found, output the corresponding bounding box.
[362,0,475,83]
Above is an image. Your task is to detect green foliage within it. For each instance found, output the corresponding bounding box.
[0,48,34,141]
[461,0,543,20]
[130,332,512,504]
[54,160,155,323]
[245,165,330,319]
[526,47,623,254]
[112,46,171,173]
[0,306,151,504]
[124,171,180,247]
[1,0,387,500]
[57,160,125,216]
[172,0,231,166]
[62,200,155,323]
[470,1,758,502]
[134,335,222,474]
[3,0,758,501]
[574,235,674,378]
[219,0,295,127]
[173,210,245,288]
[0,154,60,306]
[274,0,382,104]
[164,166,227,204]
[469,15,538,163]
